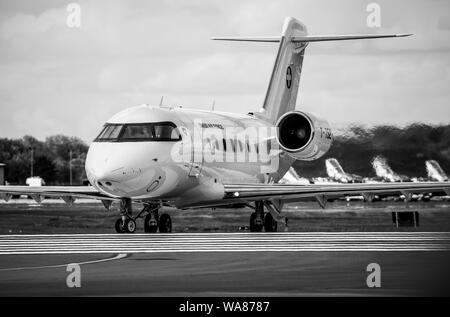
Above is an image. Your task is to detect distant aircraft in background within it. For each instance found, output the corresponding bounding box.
[311,158,361,185]
[421,160,449,201]
[309,158,364,201]
[365,156,411,183]
[279,167,311,185]
[324,158,362,183]
[426,160,449,182]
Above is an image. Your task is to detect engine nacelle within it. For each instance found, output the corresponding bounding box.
[276,111,332,161]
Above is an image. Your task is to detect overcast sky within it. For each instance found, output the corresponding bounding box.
[0,0,449,142]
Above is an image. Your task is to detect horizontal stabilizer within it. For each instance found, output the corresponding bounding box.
[292,33,412,42]
[211,36,280,42]
[211,33,412,43]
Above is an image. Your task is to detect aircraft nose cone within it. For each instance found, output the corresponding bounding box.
[86,143,120,186]
[86,165,113,189]
[85,141,164,197]
[90,169,109,184]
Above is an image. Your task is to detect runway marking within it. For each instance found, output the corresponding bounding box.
[0,253,128,271]
[0,232,449,254]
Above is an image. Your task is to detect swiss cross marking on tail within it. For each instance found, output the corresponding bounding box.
[286,66,292,89]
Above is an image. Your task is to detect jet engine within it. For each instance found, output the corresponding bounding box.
[276,111,332,161]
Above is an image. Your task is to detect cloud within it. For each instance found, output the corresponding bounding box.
[438,16,450,30]
[1,7,65,39]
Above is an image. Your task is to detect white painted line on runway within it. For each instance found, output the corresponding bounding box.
[0,232,449,254]
[0,253,128,271]
[1,248,449,255]
[3,232,450,237]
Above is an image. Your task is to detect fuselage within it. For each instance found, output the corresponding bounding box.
[85,104,292,207]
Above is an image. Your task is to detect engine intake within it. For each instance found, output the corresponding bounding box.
[276,111,332,161]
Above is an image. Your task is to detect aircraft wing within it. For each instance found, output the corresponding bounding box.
[222,182,450,207]
[0,185,117,207]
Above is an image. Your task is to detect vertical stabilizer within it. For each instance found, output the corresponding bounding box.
[326,158,346,179]
[372,156,401,182]
[426,160,449,182]
[261,17,308,123]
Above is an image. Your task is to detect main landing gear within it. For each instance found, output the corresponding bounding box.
[115,198,172,234]
[249,201,283,232]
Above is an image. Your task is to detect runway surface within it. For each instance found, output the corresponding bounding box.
[0,232,450,254]
[1,232,450,296]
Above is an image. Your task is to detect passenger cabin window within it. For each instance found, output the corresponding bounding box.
[230,139,236,152]
[94,122,182,142]
[237,140,243,152]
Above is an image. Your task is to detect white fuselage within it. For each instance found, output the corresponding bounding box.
[85,105,290,207]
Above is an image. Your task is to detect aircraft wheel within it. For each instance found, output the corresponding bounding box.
[249,212,263,232]
[124,218,137,233]
[264,213,278,232]
[115,218,125,233]
[144,214,158,233]
[159,214,172,233]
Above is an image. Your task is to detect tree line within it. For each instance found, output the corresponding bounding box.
[294,124,450,178]
[1,123,449,185]
[0,135,89,185]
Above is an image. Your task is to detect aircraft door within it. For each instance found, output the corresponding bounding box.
[179,126,203,177]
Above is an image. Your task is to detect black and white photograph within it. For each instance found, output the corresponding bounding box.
[0,0,449,306]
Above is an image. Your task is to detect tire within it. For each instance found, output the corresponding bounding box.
[249,212,263,232]
[115,218,125,233]
[144,214,158,233]
[264,213,278,232]
[124,218,136,233]
[158,214,172,233]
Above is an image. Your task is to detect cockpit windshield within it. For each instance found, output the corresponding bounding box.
[121,124,154,140]
[95,122,182,142]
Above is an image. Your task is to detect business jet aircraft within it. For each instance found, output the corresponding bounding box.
[367,155,411,182]
[279,167,311,185]
[324,158,362,183]
[1,17,449,233]
[426,160,449,182]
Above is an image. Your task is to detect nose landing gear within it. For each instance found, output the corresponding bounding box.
[115,218,137,233]
[115,198,136,233]
[114,198,172,233]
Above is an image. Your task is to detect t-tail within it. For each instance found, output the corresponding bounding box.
[426,160,449,182]
[212,17,411,124]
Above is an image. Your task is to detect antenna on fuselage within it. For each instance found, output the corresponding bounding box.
[159,96,164,107]
[211,99,215,111]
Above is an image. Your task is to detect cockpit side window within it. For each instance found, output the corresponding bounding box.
[108,125,122,139]
[94,122,181,142]
[95,124,123,141]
